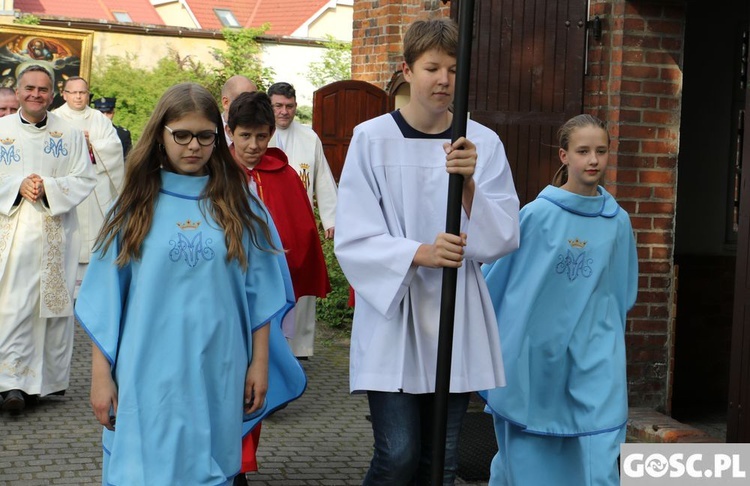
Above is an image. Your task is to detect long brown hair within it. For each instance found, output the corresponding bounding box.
[94,82,275,269]
[552,114,609,187]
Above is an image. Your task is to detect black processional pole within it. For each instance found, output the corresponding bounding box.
[432,0,476,483]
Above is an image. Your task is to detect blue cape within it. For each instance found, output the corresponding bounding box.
[480,185,637,436]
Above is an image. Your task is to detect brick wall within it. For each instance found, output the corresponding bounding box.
[586,0,684,412]
[352,0,450,89]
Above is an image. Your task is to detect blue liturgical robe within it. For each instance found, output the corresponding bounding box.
[481,185,638,437]
[76,170,306,485]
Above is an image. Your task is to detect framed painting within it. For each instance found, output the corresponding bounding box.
[0,24,94,109]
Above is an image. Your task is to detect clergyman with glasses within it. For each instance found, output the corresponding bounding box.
[53,76,125,294]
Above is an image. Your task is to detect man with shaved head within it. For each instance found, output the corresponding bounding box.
[221,75,258,143]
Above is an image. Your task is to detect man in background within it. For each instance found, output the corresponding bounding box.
[267,81,338,359]
[93,97,132,159]
[54,77,125,291]
[220,75,258,143]
[0,87,19,117]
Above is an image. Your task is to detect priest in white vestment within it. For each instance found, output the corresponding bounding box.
[0,65,96,412]
[268,82,338,358]
[53,77,124,286]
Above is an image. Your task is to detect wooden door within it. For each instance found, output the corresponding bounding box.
[451,0,587,204]
[727,24,750,443]
[312,80,391,182]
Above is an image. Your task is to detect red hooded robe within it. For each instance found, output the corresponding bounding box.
[237,147,330,300]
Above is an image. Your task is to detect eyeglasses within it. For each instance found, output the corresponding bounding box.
[164,126,217,146]
[64,90,89,96]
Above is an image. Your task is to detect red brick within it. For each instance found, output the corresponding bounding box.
[617,185,651,200]
[645,50,679,65]
[623,34,662,50]
[656,156,678,169]
[639,201,675,214]
[649,276,673,289]
[620,125,658,139]
[621,79,643,93]
[643,81,681,96]
[620,200,638,213]
[618,140,641,154]
[658,97,681,111]
[653,186,675,200]
[647,20,684,35]
[648,305,671,318]
[651,247,671,260]
[640,261,672,274]
[631,216,653,230]
[624,18,646,31]
[639,169,674,184]
[622,65,661,79]
[629,304,650,318]
[661,67,682,81]
[623,50,645,63]
[661,37,683,51]
[642,140,678,154]
[652,217,674,230]
[618,109,642,123]
[638,232,673,245]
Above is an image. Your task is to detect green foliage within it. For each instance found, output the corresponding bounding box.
[14,15,41,25]
[306,35,352,89]
[295,105,312,125]
[210,26,276,93]
[90,49,214,141]
[91,26,278,141]
[316,210,353,331]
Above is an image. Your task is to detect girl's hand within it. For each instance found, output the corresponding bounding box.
[444,137,477,180]
[90,373,118,431]
[91,344,117,430]
[413,232,468,268]
[244,360,268,415]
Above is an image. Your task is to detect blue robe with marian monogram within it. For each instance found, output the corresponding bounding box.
[481,185,638,437]
[75,170,306,485]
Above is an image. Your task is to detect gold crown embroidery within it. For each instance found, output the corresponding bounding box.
[177,219,201,230]
[49,131,63,138]
[1,138,14,145]
[568,238,587,249]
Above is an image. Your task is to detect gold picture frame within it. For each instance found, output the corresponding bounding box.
[0,24,94,108]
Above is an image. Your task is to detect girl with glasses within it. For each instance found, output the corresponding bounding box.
[75,82,306,485]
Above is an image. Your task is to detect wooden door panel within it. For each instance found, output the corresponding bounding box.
[454,0,586,204]
[313,80,390,182]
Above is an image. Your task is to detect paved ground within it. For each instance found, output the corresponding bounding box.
[0,325,489,485]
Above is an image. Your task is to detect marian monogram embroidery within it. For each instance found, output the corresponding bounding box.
[43,132,69,158]
[0,138,20,165]
[169,219,215,267]
[555,238,593,281]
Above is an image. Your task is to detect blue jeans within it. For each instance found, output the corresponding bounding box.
[363,391,471,486]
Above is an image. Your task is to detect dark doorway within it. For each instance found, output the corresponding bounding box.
[672,0,750,439]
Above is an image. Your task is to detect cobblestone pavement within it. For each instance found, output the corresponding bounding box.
[0,325,488,485]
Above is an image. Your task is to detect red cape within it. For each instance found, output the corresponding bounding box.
[237,147,330,300]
